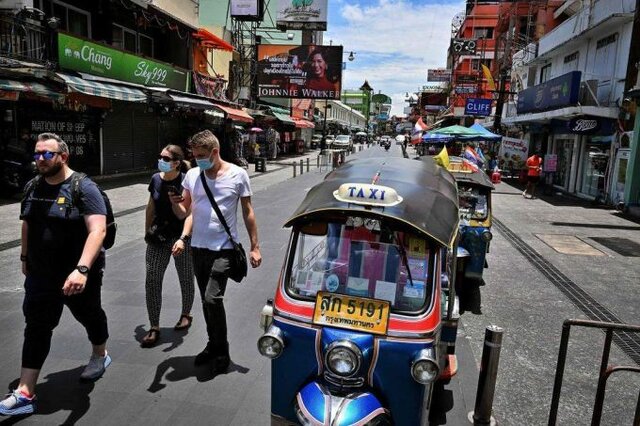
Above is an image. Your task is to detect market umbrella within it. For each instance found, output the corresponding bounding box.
[465,123,502,141]
[431,124,485,138]
[250,127,263,132]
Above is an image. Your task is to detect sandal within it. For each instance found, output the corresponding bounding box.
[141,329,160,348]
[174,314,193,331]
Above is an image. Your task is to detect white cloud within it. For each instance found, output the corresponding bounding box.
[327,0,465,116]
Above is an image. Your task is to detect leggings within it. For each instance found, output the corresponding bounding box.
[145,238,195,327]
[22,272,108,370]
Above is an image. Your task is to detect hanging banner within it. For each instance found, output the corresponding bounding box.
[58,33,189,91]
[256,44,342,99]
[193,72,226,100]
[276,0,328,31]
[427,69,451,82]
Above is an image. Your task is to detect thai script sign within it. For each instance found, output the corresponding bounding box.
[517,71,581,114]
[544,154,557,172]
[498,137,529,170]
[58,33,189,91]
[256,44,342,99]
[276,0,327,31]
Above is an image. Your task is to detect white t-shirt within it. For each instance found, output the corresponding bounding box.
[182,164,252,250]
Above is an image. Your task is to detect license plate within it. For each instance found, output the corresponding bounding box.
[312,292,390,335]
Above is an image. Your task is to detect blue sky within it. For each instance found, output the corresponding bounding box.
[325,0,465,115]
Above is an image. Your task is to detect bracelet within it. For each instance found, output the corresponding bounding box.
[180,235,191,242]
[20,254,27,262]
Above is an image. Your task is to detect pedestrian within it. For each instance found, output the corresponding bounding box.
[169,130,262,373]
[524,151,543,199]
[141,145,195,348]
[0,133,110,416]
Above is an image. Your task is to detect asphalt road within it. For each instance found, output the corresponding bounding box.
[0,142,638,425]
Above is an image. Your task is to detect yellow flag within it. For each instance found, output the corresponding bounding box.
[481,64,496,92]
[434,147,450,169]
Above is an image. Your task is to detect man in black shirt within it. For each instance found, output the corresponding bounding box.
[0,133,110,416]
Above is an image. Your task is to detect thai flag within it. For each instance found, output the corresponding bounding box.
[462,158,479,172]
[463,146,481,165]
[411,117,429,144]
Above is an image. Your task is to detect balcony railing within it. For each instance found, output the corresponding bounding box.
[0,14,51,64]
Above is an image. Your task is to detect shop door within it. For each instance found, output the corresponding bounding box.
[611,149,630,205]
[132,107,158,170]
[553,139,573,189]
[103,104,134,173]
[580,142,610,199]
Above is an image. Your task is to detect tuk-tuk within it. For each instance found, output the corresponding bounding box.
[258,158,460,425]
[446,157,495,314]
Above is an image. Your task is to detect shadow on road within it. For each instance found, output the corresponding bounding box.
[133,324,189,353]
[147,356,249,393]
[1,367,95,426]
[428,381,455,425]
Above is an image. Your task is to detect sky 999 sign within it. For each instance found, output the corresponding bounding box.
[256,44,343,100]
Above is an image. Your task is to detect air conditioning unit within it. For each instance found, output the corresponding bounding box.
[580,80,599,106]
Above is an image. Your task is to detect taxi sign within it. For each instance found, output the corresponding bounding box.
[333,183,402,207]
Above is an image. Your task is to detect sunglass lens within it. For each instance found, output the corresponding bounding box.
[159,156,173,162]
[33,151,56,160]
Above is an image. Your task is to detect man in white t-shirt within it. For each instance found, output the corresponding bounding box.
[170,130,261,373]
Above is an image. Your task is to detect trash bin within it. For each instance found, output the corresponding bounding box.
[255,157,267,173]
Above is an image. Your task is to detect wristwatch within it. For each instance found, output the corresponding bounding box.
[76,265,89,275]
[180,235,191,242]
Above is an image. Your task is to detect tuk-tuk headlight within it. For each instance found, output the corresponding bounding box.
[325,341,362,377]
[411,348,439,384]
[481,231,493,242]
[257,325,284,359]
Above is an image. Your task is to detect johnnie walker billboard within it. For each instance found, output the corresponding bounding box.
[256,44,342,100]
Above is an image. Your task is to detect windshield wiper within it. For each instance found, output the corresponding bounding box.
[394,231,414,287]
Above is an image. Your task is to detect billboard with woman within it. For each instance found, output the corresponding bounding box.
[256,44,343,99]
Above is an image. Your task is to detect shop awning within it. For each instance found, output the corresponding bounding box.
[168,93,214,109]
[193,28,234,52]
[0,79,64,100]
[271,111,296,126]
[57,73,147,102]
[292,118,315,129]
[212,104,254,123]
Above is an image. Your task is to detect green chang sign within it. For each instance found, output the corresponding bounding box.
[58,33,189,91]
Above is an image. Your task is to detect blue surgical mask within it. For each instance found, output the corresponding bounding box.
[196,157,214,171]
[158,159,173,173]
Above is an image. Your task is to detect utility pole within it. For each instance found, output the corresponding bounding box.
[492,14,516,134]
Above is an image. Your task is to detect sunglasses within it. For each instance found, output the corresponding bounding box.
[158,155,176,162]
[33,151,61,161]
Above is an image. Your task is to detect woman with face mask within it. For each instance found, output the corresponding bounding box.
[141,145,195,347]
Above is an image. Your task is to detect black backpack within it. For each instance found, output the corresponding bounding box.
[23,172,117,249]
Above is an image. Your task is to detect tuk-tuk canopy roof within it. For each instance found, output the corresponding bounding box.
[437,156,495,190]
[284,157,459,247]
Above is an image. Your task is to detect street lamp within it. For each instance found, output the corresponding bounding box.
[359,80,373,137]
[321,102,332,152]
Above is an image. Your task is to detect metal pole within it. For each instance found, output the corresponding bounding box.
[292,162,297,177]
[548,321,572,426]
[591,329,613,426]
[317,155,320,168]
[472,325,504,425]
[306,158,310,172]
[300,159,304,175]
[634,389,640,426]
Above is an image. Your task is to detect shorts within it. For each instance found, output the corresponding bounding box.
[527,175,540,184]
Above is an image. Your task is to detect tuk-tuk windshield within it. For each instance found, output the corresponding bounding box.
[287,218,434,313]
[458,184,488,220]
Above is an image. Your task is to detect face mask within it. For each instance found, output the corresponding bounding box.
[196,154,214,171]
[157,159,173,173]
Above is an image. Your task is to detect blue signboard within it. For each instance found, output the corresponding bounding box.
[465,98,492,116]
[517,71,581,114]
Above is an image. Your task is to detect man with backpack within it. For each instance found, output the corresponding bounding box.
[0,133,111,416]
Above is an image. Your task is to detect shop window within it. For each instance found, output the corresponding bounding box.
[540,64,552,83]
[473,27,493,39]
[35,0,90,37]
[553,139,573,188]
[580,143,609,198]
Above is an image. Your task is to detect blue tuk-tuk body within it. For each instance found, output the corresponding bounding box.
[258,158,460,425]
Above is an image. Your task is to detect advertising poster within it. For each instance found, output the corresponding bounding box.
[498,137,529,170]
[277,0,328,31]
[544,154,558,172]
[427,69,452,82]
[230,0,261,20]
[256,44,342,99]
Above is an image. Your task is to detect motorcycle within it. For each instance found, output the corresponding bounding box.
[258,157,460,425]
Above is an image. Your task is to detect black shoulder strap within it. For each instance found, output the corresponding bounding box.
[199,171,235,243]
[22,175,42,201]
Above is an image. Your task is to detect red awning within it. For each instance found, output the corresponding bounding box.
[193,28,234,52]
[213,104,254,123]
[292,118,315,129]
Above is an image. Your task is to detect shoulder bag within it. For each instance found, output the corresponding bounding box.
[200,171,248,283]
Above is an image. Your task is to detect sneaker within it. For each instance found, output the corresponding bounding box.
[80,353,112,381]
[0,390,36,416]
